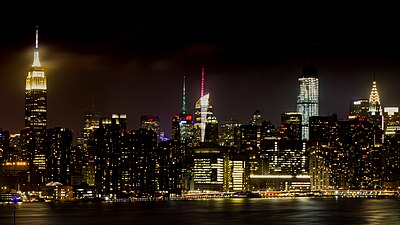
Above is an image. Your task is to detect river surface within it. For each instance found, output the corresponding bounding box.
[1,197,399,225]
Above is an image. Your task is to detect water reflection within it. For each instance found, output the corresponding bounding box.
[0,198,399,225]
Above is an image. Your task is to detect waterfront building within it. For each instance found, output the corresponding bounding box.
[0,129,10,163]
[129,128,158,198]
[94,114,127,198]
[46,127,73,185]
[76,111,100,186]
[308,114,341,190]
[382,107,400,189]
[157,140,182,197]
[193,147,224,191]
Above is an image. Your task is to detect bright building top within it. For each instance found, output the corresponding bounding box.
[26,27,46,90]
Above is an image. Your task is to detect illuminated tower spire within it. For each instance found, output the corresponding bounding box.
[194,66,218,144]
[24,26,47,184]
[368,78,381,115]
[369,80,380,106]
[32,26,41,67]
[201,67,205,97]
[182,75,186,115]
[25,26,47,126]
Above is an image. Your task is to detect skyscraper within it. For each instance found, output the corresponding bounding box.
[369,79,382,115]
[349,99,369,119]
[94,114,127,198]
[297,63,319,140]
[194,68,218,145]
[172,76,194,145]
[23,27,47,183]
[46,127,73,185]
[250,110,263,126]
[219,119,241,147]
[368,79,384,132]
[280,112,302,141]
[25,27,47,133]
[140,115,161,140]
[75,110,100,186]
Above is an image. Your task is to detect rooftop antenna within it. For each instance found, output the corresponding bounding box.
[182,76,186,115]
[32,26,41,67]
[35,26,39,49]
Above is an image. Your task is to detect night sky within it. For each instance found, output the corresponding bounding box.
[1,4,400,138]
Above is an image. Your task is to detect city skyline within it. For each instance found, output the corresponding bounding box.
[1,7,400,138]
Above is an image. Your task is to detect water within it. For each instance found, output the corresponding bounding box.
[1,198,399,225]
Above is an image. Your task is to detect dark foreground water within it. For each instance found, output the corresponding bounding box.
[1,198,400,225]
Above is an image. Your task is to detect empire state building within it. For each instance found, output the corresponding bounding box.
[25,27,47,131]
[23,27,47,183]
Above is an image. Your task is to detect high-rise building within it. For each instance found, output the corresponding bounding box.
[0,129,10,164]
[239,124,260,152]
[194,68,218,145]
[369,80,382,115]
[157,140,183,197]
[46,127,73,185]
[193,147,224,191]
[25,27,47,133]
[129,128,158,198]
[224,152,248,192]
[296,63,319,140]
[280,112,302,141]
[239,111,272,152]
[382,107,400,189]
[79,110,100,186]
[140,115,161,139]
[308,114,341,190]
[384,107,400,135]
[219,119,241,147]
[23,27,47,184]
[308,114,384,190]
[250,110,263,126]
[172,76,194,145]
[94,114,127,198]
[349,99,369,119]
[367,80,384,131]
[5,133,22,163]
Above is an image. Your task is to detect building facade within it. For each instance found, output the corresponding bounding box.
[296,63,319,140]
[23,27,48,184]
[194,68,218,145]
